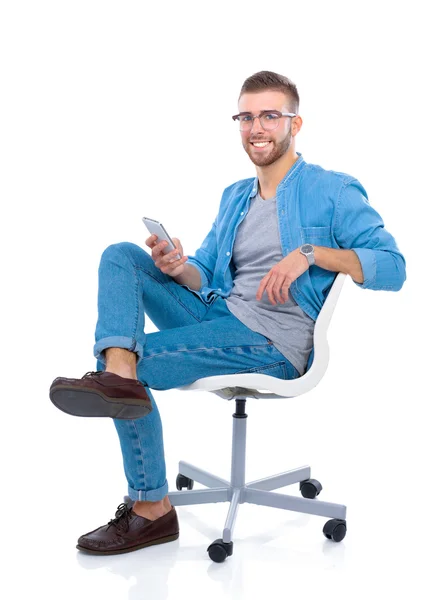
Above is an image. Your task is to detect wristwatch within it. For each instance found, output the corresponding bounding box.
[300,243,315,266]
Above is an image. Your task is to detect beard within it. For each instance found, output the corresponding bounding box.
[244,128,292,167]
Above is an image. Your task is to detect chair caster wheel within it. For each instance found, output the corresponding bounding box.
[323,519,347,542]
[176,473,194,490]
[207,539,233,563]
[300,478,323,499]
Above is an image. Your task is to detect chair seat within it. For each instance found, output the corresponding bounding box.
[178,273,347,400]
[178,371,323,399]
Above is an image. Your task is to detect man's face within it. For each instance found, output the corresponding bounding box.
[238,91,294,167]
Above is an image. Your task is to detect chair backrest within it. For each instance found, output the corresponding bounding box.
[302,271,347,382]
[178,272,347,399]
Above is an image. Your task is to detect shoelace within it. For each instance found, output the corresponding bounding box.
[106,503,133,533]
[82,371,104,379]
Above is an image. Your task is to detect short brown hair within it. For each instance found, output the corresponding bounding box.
[239,71,299,113]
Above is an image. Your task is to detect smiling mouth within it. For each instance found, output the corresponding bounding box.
[250,141,271,148]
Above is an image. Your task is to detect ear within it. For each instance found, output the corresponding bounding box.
[292,115,303,136]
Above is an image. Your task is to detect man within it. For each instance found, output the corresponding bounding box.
[49,71,406,555]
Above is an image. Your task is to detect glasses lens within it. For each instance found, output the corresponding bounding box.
[260,112,281,130]
[235,116,253,131]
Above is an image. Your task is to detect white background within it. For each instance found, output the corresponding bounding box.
[0,1,424,599]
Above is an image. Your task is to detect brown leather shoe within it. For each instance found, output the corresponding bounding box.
[77,502,179,555]
[49,371,152,419]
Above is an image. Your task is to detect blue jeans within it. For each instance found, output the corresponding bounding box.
[93,242,299,502]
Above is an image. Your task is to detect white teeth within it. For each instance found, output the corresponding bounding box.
[252,142,269,147]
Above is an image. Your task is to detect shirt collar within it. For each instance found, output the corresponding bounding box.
[250,152,304,198]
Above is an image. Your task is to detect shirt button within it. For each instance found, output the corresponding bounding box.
[226,252,230,256]
[240,211,244,215]
[218,288,222,291]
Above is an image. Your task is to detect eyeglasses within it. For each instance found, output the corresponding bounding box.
[232,110,297,131]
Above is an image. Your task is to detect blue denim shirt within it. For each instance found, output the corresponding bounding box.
[185,152,406,321]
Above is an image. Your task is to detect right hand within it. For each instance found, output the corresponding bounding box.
[145,234,188,278]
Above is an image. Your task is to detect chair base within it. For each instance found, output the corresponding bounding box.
[167,399,347,544]
[168,461,346,543]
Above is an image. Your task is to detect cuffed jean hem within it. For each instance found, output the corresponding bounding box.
[94,336,145,366]
[127,479,169,502]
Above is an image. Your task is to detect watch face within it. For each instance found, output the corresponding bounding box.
[301,244,313,254]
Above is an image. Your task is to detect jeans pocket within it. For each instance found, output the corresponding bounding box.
[237,360,290,380]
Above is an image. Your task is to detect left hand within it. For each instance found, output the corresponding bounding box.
[256,248,309,305]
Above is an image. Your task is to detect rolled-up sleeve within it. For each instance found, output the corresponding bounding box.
[333,179,406,291]
[186,218,218,290]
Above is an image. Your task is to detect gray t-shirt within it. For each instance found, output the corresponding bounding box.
[224,192,315,375]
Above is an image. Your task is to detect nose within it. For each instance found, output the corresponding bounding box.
[250,115,265,134]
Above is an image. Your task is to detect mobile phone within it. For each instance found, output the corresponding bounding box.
[142,217,182,259]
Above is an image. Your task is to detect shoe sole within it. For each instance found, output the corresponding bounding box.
[76,532,179,555]
[49,386,152,420]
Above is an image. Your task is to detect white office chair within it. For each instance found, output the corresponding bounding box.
[155,273,347,562]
